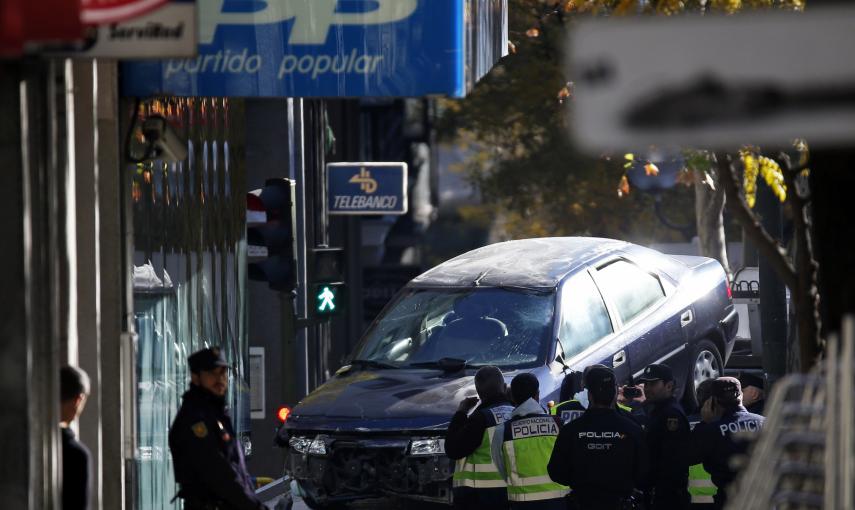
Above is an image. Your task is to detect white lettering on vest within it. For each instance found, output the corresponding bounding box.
[511,417,558,439]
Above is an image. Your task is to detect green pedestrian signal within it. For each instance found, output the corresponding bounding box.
[313,283,344,316]
[317,286,336,313]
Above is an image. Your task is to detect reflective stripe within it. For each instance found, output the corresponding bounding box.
[689,479,716,488]
[453,477,507,489]
[688,463,717,501]
[507,488,571,502]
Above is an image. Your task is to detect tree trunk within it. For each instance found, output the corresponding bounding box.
[694,171,730,276]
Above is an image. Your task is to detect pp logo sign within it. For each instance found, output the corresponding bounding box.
[200,0,419,45]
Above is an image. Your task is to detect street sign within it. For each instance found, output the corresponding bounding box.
[75,0,196,58]
[327,163,408,216]
[568,7,855,153]
[120,0,507,98]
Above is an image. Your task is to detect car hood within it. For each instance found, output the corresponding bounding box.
[286,369,482,432]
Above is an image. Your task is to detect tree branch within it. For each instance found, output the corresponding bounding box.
[716,152,798,291]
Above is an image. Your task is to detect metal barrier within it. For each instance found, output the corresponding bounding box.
[726,316,855,510]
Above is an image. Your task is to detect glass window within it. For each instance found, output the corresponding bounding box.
[352,287,556,369]
[558,272,613,359]
[596,260,665,325]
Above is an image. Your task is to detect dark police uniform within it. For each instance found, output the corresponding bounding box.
[548,408,648,510]
[168,348,263,510]
[547,367,648,510]
[446,398,514,509]
[636,363,691,510]
[643,397,691,510]
[689,378,765,510]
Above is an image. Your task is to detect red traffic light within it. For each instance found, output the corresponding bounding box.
[277,406,291,423]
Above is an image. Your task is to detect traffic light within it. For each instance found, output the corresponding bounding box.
[309,247,345,319]
[247,178,296,292]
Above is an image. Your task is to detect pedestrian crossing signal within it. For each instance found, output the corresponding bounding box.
[313,283,345,316]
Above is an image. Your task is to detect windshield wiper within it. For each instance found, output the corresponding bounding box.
[408,357,482,372]
[348,359,400,370]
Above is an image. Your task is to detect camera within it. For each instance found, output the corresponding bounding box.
[142,115,188,162]
[623,386,642,399]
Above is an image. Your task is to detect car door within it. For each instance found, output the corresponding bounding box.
[556,269,631,385]
[591,258,688,388]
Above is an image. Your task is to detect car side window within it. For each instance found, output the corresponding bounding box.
[596,259,665,324]
[559,271,613,359]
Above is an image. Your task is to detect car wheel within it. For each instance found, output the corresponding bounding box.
[683,339,724,411]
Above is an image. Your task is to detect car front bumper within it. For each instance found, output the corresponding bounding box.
[285,435,454,505]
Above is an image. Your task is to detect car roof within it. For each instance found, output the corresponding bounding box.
[410,237,631,289]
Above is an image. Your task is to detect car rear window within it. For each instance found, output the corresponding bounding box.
[595,260,665,324]
[352,287,555,369]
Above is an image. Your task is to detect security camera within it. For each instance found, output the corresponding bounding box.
[142,115,188,162]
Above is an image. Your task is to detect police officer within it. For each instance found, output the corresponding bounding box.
[446,366,514,509]
[687,379,717,509]
[549,370,586,425]
[547,366,648,510]
[490,373,568,509]
[689,377,765,510]
[168,347,264,510]
[636,363,691,510]
[552,366,638,426]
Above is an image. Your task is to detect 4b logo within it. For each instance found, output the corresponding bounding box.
[200,0,419,45]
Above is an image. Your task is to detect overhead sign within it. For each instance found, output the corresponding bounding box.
[120,0,507,97]
[568,7,855,152]
[75,0,196,57]
[328,163,407,216]
[81,0,170,24]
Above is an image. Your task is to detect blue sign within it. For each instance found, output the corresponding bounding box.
[327,163,407,215]
[121,0,507,98]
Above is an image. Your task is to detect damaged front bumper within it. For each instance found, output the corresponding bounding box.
[285,434,454,505]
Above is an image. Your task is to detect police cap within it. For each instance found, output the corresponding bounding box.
[711,377,742,404]
[584,365,616,393]
[636,363,675,383]
[188,347,230,373]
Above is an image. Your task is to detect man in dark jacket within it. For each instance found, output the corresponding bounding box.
[637,363,691,510]
[60,365,92,510]
[548,366,648,510]
[690,377,765,510]
[446,366,514,509]
[169,347,264,510]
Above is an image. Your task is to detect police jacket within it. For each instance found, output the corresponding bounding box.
[547,407,649,499]
[644,398,690,492]
[446,397,514,460]
[689,406,765,504]
[168,385,263,510]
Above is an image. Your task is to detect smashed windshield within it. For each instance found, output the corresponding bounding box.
[352,287,556,369]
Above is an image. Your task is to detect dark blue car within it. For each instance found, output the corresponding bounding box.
[279,237,737,508]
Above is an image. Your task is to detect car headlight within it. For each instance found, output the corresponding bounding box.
[409,438,445,456]
[288,435,327,456]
